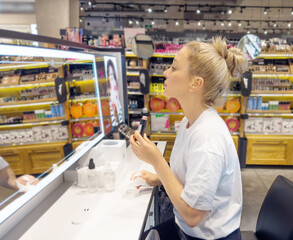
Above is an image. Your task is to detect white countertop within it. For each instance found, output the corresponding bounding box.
[20,141,166,240]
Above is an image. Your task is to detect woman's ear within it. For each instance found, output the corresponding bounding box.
[189,76,204,92]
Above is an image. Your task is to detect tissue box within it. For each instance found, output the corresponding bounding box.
[263,118,282,133]
[151,114,169,131]
[245,117,263,133]
[25,129,34,143]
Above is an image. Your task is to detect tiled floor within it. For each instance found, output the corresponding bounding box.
[240,167,293,231]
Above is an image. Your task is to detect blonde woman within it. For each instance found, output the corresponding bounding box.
[130,37,248,240]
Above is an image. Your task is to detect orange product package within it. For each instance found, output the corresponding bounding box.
[70,104,83,119]
[83,102,96,117]
[225,99,241,113]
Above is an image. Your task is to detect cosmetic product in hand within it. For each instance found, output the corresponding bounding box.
[137,115,148,136]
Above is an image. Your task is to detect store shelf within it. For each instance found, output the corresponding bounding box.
[127,86,140,90]
[70,117,99,122]
[247,113,293,117]
[150,111,184,115]
[126,72,139,76]
[125,53,138,57]
[219,113,241,116]
[151,74,164,77]
[127,91,143,95]
[22,116,66,123]
[257,54,293,59]
[231,132,240,135]
[223,92,242,97]
[72,137,92,141]
[149,92,165,95]
[0,98,58,108]
[251,91,293,96]
[151,130,177,134]
[128,109,143,114]
[252,73,293,77]
[126,67,145,70]
[0,81,55,90]
[0,62,49,71]
[245,132,293,136]
[0,139,68,147]
[0,119,65,129]
[246,110,291,114]
[69,97,97,102]
[152,53,176,58]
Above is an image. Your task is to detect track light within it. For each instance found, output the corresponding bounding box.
[247,30,250,34]
[79,18,82,22]
[221,21,224,27]
[152,20,155,25]
[88,1,92,6]
[196,6,200,14]
[213,21,216,26]
[164,6,168,13]
[273,22,277,27]
[202,25,205,30]
[129,20,133,25]
[238,22,242,27]
[247,21,250,26]
[80,7,84,11]
[175,21,179,26]
[291,8,293,15]
[178,6,181,12]
[147,8,152,13]
[166,20,169,25]
[264,8,268,14]
[228,8,232,14]
[288,22,291,28]
[136,20,139,25]
[186,20,190,25]
[240,7,244,14]
[264,30,268,34]
[228,21,232,27]
[198,21,201,26]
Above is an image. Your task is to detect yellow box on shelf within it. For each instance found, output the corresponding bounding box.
[0,62,49,72]
[150,83,164,93]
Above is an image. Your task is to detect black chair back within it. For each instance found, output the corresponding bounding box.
[255,175,293,240]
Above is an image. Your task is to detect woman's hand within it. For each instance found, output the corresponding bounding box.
[16,174,39,186]
[130,170,162,187]
[129,131,164,167]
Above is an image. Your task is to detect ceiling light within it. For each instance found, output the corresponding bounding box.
[129,20,133,25]
[288,22,291,28]
[136,20,139,25]
[202,25,206,30]
[79,18,82,22]
[228,22,232,27]
[175,21,179,26]
[264,8,268,14]
[264,30,268,34]
[80,7,83,11]
[221,21,224,27]
[291,8,293,15]
[247,21,250,26]
[88,1,92,6]
[147,8,152,13]
[152,21,155,25]
[238,22,242,27]
[273,23,277,27]
[164,6,168,13]
[228,8,232,14]
[196,6,200,14]
[198,21,201,26]
[240,7,244,13]
[247,30,250,34]
[178,6,181,12]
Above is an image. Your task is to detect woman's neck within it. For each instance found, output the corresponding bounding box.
[178,94,207,128]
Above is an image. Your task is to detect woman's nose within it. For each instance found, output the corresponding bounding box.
[163,68,169,78]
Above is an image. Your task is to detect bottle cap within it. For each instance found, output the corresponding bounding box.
[88,158,95,169]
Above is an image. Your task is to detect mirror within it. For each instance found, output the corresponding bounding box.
[131,34,155,59]
[0,44,109,210]
[238,34,262,60]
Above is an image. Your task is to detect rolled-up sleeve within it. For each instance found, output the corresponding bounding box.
[0,156,9,171]
[181,150,224,211]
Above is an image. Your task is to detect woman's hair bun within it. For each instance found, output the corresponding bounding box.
[212,36,248,79]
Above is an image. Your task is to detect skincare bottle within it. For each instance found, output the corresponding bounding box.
[88,158,97,192]
[104,163,115,192]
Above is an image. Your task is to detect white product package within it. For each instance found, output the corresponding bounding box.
[245,117,264,133]
[263,118,282,133]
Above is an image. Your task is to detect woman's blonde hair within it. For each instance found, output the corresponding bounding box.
[185,36,248,107]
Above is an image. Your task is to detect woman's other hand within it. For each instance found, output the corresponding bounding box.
[130,170,161,187]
